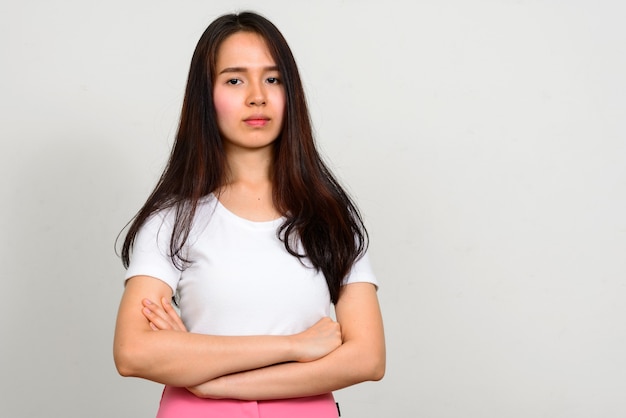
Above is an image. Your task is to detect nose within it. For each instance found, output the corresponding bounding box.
[247,82,266,106]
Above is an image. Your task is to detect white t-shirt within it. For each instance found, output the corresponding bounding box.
[125,194,377,336]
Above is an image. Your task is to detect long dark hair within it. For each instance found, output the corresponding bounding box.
[121,11,367,304]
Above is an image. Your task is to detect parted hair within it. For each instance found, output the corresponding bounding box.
[121,11,367,304]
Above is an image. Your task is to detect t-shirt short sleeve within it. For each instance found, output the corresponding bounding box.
[343,251,378,288]
[124,211,181,294]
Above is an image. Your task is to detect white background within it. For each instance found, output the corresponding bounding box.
[1,1,625,417]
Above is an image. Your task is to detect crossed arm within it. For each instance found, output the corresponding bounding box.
[113,275,385,399]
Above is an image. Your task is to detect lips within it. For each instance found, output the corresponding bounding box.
[244,115,270,127]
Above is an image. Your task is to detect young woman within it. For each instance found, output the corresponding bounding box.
[113,11,385,418]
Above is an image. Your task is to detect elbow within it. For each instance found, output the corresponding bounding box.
[114,342,143,378]
[369,365,385,382]
[116,365,134,378]
[355,349,386,383]
[345,339,386,383]
[115,358,135,378]
[362,339,386,382]
[367,354,386,382]
[372,365,385,381]
[114,351,134,378]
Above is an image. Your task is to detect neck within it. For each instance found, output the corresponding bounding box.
[218,147,279,221]
[223,146,273,186]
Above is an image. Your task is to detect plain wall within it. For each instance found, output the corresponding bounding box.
[1,0,625,417]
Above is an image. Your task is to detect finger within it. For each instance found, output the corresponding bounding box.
[144,310,174,330]
[163,300,186,332]
[143,298,175,324]
[142,301,176,330]
[162,297,188,332]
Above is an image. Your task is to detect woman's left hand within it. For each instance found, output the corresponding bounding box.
[141,297,188,332]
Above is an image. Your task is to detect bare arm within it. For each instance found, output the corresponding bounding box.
[113,275,341,387]
[188,282,385,400]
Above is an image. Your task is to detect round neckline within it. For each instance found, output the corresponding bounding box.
[212,194,284,229]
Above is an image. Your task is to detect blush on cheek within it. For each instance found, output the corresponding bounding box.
[212,92,230,118]
[213,83,241,117]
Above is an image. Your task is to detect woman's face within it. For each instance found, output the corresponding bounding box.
[213,31,286,154]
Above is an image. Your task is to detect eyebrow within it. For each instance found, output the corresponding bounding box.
[218,65,280,75]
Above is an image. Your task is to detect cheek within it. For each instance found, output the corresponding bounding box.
[213,88,235,121]
[274,91,287,121]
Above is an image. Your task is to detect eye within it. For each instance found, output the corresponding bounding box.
[226,79,242,85]
[266,77,281,84]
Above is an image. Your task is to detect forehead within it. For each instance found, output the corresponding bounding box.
[215,31,276,69]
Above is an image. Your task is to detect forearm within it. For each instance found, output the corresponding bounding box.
[114,276,341,388]
[114,277,305,387]
[192,339,385,400]
[191,283,386,400]
[114,328,296,387]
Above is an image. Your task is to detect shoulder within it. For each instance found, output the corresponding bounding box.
[140,194,219,235]
[343,251,378,288]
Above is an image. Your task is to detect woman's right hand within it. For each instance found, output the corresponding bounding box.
[292,317,342,362]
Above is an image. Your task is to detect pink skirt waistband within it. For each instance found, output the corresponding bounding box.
[156,386,339,418]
